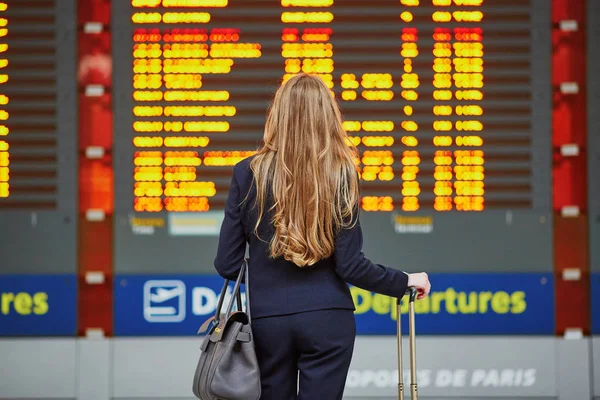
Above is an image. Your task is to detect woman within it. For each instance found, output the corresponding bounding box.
[214,73,431,400]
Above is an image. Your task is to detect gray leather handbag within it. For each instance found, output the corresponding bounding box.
[192,259,261,400]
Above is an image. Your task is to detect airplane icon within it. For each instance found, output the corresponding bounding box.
[143,280,186,323]
[151,287,184,303]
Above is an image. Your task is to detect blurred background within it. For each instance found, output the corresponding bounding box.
[0,0,598,399]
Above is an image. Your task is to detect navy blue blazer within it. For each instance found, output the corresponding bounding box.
[214,157,409,319]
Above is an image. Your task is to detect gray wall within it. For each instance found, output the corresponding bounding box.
[594,337,600,399]
[0,336,594,400]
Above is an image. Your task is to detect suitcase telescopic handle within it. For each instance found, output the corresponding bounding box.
[397,287,419,400]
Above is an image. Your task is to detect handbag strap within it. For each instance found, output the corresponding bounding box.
[213,259,251,325]
[214,279,240,320]
[244,258,251,322]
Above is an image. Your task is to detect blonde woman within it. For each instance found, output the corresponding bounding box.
[214,73,431,400]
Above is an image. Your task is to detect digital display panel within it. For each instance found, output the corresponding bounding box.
[0,2,7,201]
[0,0,77,274]
[112,0,552,274]
[0,0,69,209]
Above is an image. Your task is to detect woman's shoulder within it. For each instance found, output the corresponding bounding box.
[233,155,255,183]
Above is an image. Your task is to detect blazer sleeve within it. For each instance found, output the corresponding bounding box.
[214,167,246,281]
[333,210,409,298]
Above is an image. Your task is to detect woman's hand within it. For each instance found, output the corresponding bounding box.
[407,272,431,300]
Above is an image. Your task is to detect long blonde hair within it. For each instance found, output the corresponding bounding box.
[249,73,359,267]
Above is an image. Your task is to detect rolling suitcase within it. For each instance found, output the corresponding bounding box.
[397,287,419,400]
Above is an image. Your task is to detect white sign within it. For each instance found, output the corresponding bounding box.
[168,212,224,236]
[346,337,556,397]
[346,368,536,389]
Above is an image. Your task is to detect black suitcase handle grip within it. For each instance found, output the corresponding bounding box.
[408,287,418,302]
[396,286,419,305]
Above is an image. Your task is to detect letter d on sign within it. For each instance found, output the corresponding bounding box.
[192,287,217,316]
[350,287,372,314]
[435,369,453,387]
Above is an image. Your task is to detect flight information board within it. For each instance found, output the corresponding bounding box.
[0,0,78,274]
[0,0,77,210]
[112,0,552,274]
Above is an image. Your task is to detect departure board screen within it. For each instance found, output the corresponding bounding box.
[0,0,76,210]
[112,0,553,274]
[0,0,78,274]
[0,2,6,201]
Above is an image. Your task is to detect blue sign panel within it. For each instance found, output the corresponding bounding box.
[592,273,600,334]
[0,275,77,336]
[114,275,235,336]
[114,273,554,336]
[353,273,554,335]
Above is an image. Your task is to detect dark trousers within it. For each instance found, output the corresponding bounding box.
[251,309,356,400]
